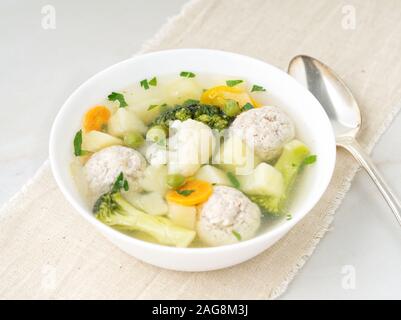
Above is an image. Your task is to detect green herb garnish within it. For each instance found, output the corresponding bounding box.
[112,172,129,193]
[73,130,87,156]
[176,189,195,196]
[242,103,254,111]
[108,92,128,108]
[149,77,157,87]
[286,214,293,221]
[227,172,240,188]
[232,230,242,241]
[303,155,317,165]
[140,79,149,90]
[251,84,266,92]
[148,104,159,111]
[226,79,243,87]
[180,71,196,78]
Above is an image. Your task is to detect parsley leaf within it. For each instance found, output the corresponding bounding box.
[251,84,266,92]
[148,104,159,111]
[303,155,317,165]
[232,230,242,241]
[226,79,243,87]
[286,214,293,221]
[149,77,157,87]
[140,79,149,90]
[108,92,128,108]
[180,71,196,78]
[112,172,129,193]
[176,189,195,196]
[73,130,87,156]
[242,103,254,111]
[227,172,240,188]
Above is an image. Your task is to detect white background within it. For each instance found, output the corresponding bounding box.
[1,0,401,299]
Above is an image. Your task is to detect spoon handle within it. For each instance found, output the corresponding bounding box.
[338,138,401,226]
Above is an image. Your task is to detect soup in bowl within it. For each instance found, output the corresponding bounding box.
[49,49,335,271]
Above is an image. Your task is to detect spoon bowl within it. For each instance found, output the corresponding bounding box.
[288,55,361,137]
[288,55,401,226]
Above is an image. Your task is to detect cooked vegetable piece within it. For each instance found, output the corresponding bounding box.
[163,78,203,105]
[219,135,261,174]
[167,174,186,188]
[123,132,144,149]
[226,172,240,188]
[238,162,284,197]
[222,99,241,117]
[249,140,310,215]
[200,85,260,108]
[125,191,168,216]
[108,92,128,108]
[152,102,233,130]
[146,125,167,143]
[83,106,111,132]
[81,130,122,152]
[165,180,213,206]
[138,165,168,194]
[167,202,197,230]
[195,165,232,186]
[94,192,195,247]
[108,108,147,137]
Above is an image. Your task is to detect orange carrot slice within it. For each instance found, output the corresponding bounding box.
[83,106,111,132]
[166,180,213,206]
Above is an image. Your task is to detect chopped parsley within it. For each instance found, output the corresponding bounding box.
[140,79,149,90]
[180,71,196,78]
[148,104,159,111]
[303,155,317,165]
[226,79,243,87]
[108,92,128,108]
[286,214,293,221]
[112,172,129,193]
[148,76,157,86]
[148,103,167,111]
[141,77,157,90]
[242,103,254,111]
[73,130,87,156]
[227,172,240,189]
[176,189,195,196]
[232,230,242,241]
[251,84,266,92]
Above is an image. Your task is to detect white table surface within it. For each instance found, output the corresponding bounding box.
[1,0,400,300]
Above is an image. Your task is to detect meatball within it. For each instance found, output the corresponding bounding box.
[196,186,261,246]
[84,145,146,198]
[230,106,295,161]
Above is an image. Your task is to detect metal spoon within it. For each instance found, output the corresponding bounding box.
[288,55,401,226]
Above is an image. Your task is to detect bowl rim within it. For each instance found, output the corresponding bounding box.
[49,48,336,254]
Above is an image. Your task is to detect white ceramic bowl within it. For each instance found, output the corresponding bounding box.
[49,49,336,271]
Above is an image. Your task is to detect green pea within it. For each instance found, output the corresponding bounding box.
[222,99,241,117]
[146,125,167,143]
[167,174,186,188]
[123,132,144,149]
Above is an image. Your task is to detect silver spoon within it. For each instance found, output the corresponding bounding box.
[288,55,401,226]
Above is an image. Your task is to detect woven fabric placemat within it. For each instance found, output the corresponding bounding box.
[1,0,401,299]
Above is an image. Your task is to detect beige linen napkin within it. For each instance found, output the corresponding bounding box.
[1,0,401,299]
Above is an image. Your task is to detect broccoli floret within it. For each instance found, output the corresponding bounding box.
[250,140,312,216]
[94,192,196,247]
[152,101,233,130]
